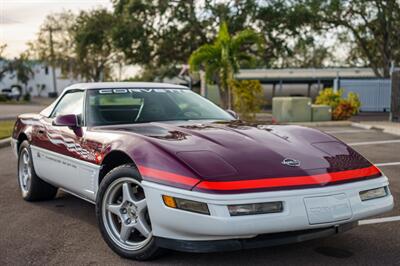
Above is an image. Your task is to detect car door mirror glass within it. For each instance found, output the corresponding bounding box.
[53,114,78,127]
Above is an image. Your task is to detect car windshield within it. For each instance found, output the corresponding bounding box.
[86,88,233,126]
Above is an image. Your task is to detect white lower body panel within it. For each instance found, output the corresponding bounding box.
[143,176,393,241]
[30,145,100,202]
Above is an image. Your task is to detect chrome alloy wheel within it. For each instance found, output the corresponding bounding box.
[102,177,152,251]
[18,148,32,194]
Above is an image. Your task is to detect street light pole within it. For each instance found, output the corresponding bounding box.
[45,26,61,97]
[49,27,57,97]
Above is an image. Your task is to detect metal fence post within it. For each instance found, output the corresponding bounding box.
[390,71,400,122]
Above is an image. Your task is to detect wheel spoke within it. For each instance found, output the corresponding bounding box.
[23,152,29,164]
[107,204,122,216]
[27,166,32,178]
[120,223,133,242]
[25,177,31,190]
[122,183,135,203]
[135,215,151,238]
[23,174,29,186]
[135,198,147,212]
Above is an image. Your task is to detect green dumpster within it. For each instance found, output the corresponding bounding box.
[311,104,332,121]
[272,97,312,123]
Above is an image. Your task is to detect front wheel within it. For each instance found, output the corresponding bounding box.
[17,140,58,201]
[96,164,164,260]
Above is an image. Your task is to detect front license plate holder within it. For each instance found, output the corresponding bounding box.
[304,194,352,225]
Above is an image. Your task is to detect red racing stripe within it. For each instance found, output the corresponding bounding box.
[195,166,381,191]
[138,165,199,187]
[138,165,381,191]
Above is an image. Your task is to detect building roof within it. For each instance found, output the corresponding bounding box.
[236,68,398,82]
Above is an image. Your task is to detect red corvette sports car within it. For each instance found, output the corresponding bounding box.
[12,82,393,260]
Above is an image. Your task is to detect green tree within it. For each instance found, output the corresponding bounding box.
[254,0,329,68]
[28,11,77,78]
[279,37,334,68]
[112,0,211,80]
[111,0,333,79]
[9,53,34,95]
[0,43,9,81]
[73,9,116,81]
[189,22,262,109]
[303,0,400,77]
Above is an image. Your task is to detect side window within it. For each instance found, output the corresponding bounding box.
[51,91,84,123]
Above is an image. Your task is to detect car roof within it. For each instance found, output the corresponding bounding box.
[65,82,189,91]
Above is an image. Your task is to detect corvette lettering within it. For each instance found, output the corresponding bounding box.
[98,88,189,94]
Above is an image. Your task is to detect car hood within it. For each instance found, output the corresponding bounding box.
[96,120,373,181]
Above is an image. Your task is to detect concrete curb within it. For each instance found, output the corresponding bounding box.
[286,121,353,127]
[381,128,400,136]
[351,122,400,137]
[351,123,373,130]
[0,137,11,149]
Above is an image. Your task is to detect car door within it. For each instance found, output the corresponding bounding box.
[30,90,97,198]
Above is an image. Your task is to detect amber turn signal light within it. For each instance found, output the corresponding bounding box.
[162,195,177,208]
[162,195,210,215]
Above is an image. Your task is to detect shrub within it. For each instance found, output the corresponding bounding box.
[0,95,7,102]
[315,88,361,120]
[315,88,342,109]
[230,80,265,121]
[23,93,31,102]
[347,92,361,115]
[332,100,354,120]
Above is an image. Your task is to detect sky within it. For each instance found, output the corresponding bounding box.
[0,0,113,58]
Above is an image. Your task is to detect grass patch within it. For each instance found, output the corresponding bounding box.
[0,120,15,139]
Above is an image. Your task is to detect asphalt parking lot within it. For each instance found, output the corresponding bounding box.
[0,125,399,265]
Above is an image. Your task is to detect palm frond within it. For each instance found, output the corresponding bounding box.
[215,22,231,46]
[189,44,221,71]
[231,29,263,53]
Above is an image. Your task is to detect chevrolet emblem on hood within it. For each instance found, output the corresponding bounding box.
[282,158,301,167]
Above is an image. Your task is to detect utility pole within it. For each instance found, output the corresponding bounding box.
[49,27,57,97]
[45,26,61,97]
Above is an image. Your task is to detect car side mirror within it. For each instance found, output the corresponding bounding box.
[53,114,78,128]
[226,109,239,120]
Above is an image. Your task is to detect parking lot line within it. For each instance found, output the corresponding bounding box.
[324,129,371,134]
[359,216,400,225]
[348,139,400,146]
[375,162,400,167]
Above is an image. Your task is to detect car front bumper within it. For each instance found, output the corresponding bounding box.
[154,222,357,252]
[142,175,393,249]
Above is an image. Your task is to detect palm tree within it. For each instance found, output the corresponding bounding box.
[189,22,262,109]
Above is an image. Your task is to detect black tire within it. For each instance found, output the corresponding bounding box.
[96,164,165,261]
[17,140,58,201]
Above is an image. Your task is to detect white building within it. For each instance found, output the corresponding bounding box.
[0,61,82,97]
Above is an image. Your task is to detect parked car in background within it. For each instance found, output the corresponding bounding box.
[0,87,21,101]
[11,82,394,260]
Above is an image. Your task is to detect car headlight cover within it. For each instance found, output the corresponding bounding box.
[228,201,283,216]
[359,187,388,201]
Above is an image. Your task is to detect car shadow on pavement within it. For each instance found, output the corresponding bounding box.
[32,190,98,227]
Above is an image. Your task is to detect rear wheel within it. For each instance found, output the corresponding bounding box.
[96,164,164,260]
[17,140,58,201]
